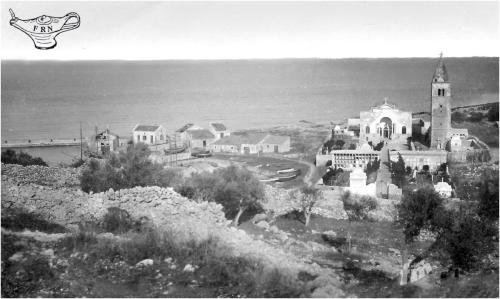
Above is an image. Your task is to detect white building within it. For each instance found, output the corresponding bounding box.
[358,99,412,145]
[209,122,230,140]
[435,180,452,198]
[133,124,167,145]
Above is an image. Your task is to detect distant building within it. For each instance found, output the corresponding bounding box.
[210,133,291,154]
[133,124,167,145]
[91,129,120,155]
[358,99,413,145]
[259,134,291,153]
[209,122,230,140]
[430,53,468,149]
[210,135,244,153]
[186,129,216,149]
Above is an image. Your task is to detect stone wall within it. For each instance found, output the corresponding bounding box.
[262,185,348,220]
[1,163,331,279]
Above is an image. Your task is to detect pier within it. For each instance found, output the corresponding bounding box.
[2,138,86,149]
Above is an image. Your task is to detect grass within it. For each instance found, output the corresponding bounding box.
[1,208,308,298]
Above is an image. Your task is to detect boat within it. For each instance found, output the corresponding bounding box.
[164,145,186,155]
[259,177,279,183]
[277,168,301,175]
[191,149,212,158]
[275,173,299,182]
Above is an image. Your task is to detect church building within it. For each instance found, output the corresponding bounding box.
[430,53,468,149]
[359,99,412,146]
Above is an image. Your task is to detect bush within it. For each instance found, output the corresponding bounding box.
[102,207,134,234]
[1,208,66,233]
[467,111,484,122]
[341,191,378,221]
[451,111,466,123]
[487,104,499,121]
[1,149,48,166]
[79,143,183,193]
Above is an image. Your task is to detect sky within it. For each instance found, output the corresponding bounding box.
[1,1,499,60]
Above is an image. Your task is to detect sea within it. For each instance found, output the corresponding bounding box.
[1,58,498,163]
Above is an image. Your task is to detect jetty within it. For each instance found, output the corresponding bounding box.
[2,138,84,149]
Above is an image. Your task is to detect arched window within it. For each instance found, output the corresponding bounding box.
[365,126,370,134]
[402,126,407,134]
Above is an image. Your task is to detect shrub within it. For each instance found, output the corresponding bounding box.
[451,111,466,123]
[341,191,378,221]
[487,104,499,121]
[79,143,183,193]
[1,208,66,233]
[70,158,86,168]
[467,111,484,122]
[102,207,134,234]
[1,149,48,166]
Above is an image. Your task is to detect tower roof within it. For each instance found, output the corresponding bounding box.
[432,52,449,83]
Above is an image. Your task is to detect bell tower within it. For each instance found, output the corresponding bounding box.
[430,53,451,149]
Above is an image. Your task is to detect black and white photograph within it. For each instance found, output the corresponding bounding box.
[1,1,499,297]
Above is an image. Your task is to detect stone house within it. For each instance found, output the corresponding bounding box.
[209,122,230,140]
[133,124,167,145]
[259,134,291,153]
[210,135,243,153]
[186,129,216,149]
[210,133,290,154]
[92,129,120,155]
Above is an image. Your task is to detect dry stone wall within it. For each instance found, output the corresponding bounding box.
[1,163,344,286]
[263,185,348,220]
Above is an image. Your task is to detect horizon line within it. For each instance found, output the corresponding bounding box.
[2,55,499,62]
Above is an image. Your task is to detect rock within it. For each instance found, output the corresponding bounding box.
[323,230,337,238]
[183,264,195,272]
[255,220,270,230]
[251,213,269,224]
[8,252,24,262]
[311,285,345,298]
[389,248,401,255]
[269,225,279,233]
[164,257,173,264]
[136,259,154,267]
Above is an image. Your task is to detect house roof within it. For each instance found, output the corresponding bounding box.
[176,123,194,133]
[260,134,290,145]
[134,125,161,132]
[188,129,215,140]
[96,129,119,138]
[241,133,268,144]
[212,135,244,145]
[210,123,227,131]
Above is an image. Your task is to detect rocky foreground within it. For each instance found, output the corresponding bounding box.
[1,163,351,297]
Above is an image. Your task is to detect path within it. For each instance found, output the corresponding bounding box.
[376,145,392,198]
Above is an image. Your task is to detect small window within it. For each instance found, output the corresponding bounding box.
[137,135,140,142]
[402,126,407,134]
[142,135,146,141]
[365,126,370,134]
[440,105,442,108]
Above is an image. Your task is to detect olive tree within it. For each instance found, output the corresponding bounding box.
[214,165,265,226]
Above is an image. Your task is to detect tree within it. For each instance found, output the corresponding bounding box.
[477,168,499,222]
[214,165,265,226]
[397,187,444,243]
[341,191,377,251]
[391,153,406,188]
[334,139,345,150]
[290,186,324,227]
[487,104,499,121]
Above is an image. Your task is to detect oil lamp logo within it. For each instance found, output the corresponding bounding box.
[9,8,80,50]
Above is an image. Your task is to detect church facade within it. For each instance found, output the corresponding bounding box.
[359,100,412,145]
